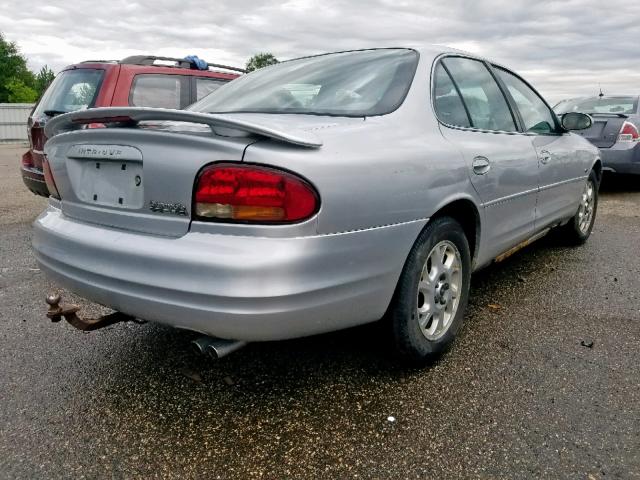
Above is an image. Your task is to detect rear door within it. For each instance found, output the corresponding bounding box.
[494,66,587,227]
[434,56,540,260]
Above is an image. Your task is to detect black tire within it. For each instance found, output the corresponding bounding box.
[389,216,471,365]
[559,170,599,245]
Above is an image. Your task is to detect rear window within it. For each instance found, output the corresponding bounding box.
[189,49,419,117]
[130,74,187,109]
[196,78,226,101]
[33,68,104,118]
[555,97,639,115]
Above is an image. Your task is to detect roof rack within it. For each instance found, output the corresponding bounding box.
[80,60,119,64]
[119,55,246,73]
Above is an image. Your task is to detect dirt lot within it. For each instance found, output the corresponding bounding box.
[1,143,639,479]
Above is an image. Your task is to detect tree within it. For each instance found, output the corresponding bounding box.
[35,66,55,97]
[245,53,279,72]
[0,32,36,103]
[6,78,38,102]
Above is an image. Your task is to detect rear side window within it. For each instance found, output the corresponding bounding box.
[495,68,557,134]
[433,63,470,127]
[196,78,226,101]
[441,57,516,132]
[130,74,187,109]
[33,69,104,118]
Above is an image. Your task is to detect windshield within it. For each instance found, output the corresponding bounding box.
[33,68,104,118]
[555,96,638,115]
[189,49,419,117]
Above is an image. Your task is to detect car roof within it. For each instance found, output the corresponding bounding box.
[274,45,500,68]
[61,55,244,78]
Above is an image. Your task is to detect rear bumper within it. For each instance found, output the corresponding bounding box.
[21,165,49,197]
[599,142,640,174]
[32,204,425,341]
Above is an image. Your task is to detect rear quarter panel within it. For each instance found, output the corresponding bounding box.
[243,119,472,235]
[242,51,479,236]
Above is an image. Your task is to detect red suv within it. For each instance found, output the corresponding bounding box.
[21,55,243,196]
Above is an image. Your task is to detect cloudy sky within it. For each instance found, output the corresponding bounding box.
[1,0,639,103]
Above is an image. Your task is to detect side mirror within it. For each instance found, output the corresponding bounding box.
[561,112,592,131]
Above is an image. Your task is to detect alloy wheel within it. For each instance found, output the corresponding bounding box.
[578,179,595,234]
[416,240,463,340]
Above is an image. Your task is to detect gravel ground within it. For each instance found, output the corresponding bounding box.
[0,144,639,479]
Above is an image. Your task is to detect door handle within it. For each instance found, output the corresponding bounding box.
[540,150,552,165]
[472,156,490,175]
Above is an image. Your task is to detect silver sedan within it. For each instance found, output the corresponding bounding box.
[34,46,600,363]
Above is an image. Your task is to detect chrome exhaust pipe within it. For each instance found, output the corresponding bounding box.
[206,339,247,359]
[191,336,214,355]
[191,337,247,359]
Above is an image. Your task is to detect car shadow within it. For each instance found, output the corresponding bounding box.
[599,172,640,194]
[88,226,572,392]
[45,219,587,463]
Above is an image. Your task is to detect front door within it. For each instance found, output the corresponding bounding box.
[493,66,587,228]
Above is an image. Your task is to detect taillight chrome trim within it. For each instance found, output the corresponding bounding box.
[192,162,321,225]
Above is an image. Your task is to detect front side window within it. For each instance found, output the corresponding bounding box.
[433,63,470,127]
[189,49,419,117]
[130,74,185,109]
[496,68,557,134]
[441,57,516,132]
[33,68,104,118]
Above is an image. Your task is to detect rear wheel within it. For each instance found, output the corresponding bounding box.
[389,216,471,364]
[560,170,599,245]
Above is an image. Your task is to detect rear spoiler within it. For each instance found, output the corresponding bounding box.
[44,107,323,148]
[588,113,629,119]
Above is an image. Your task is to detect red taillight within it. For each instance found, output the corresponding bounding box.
[42,156,61,200]
[86,122,107,129]
[194,164,319,223]
[21,150,33,168]
[618,121,639,142]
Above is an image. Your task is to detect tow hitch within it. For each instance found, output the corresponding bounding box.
[45,293,139,331]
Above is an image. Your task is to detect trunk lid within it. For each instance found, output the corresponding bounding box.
[573,114,626,148]
[43,108,323,237]
[44,129,253,237]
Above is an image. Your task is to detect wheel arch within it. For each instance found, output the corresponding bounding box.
[428,197,482,268]
[382,195,481,323]
[592,158,603,185]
